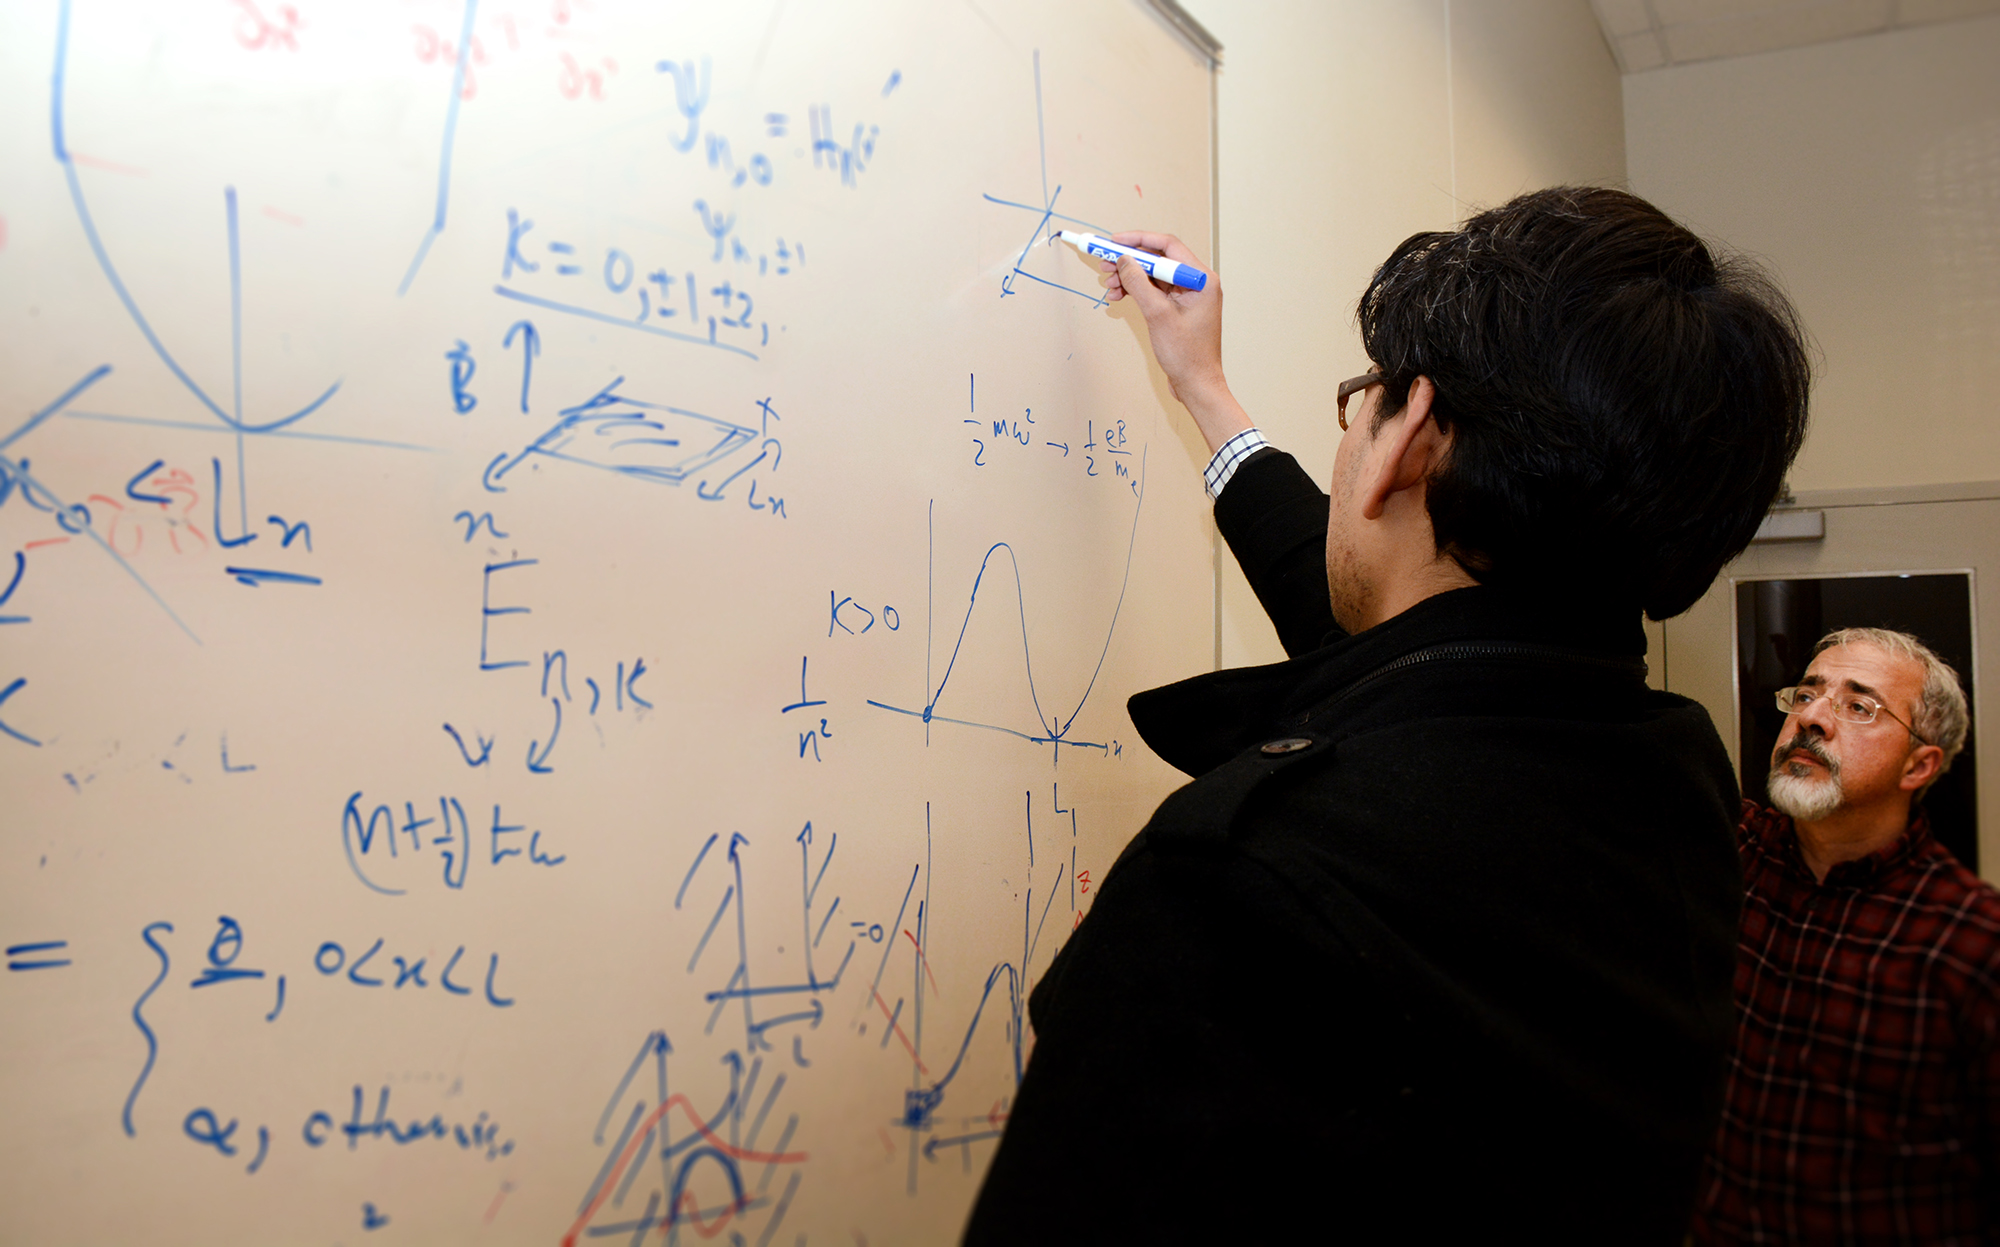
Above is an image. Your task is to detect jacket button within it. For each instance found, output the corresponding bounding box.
[1259,737,1314,755]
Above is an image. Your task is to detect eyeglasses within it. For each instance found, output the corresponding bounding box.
[1337,372,1384,432]
[1774,686,1932,746]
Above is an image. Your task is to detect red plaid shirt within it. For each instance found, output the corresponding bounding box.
[1693,801,2000,1244]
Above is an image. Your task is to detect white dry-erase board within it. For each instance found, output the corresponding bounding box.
[0,1,1218,1241]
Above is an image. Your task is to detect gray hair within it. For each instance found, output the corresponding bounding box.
[1811,627,1969,789]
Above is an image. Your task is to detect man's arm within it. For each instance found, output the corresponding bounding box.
[1107,233,1340,655]
[1100,230,1250,456]
[1214,448,1340,655]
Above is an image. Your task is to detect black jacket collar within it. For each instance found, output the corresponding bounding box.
[1130,584,1647,777]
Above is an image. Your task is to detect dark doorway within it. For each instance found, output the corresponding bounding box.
[1736,574,1979,871]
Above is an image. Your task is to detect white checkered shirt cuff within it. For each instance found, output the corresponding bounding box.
[1202,427,1270,500]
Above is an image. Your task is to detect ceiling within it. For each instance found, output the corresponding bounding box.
[1589,0,2000,71]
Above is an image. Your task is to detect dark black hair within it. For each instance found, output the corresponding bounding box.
[1357,186,1811,620]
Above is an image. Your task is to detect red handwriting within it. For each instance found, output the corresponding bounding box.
[557,51,617,100]
[412,24,487,100]
[871,988,929,1074]
[480,1181,514,1225]
[234,0,302,51]
[903,928,940,996]
[559,1092,806,1246]
[68,153,150,177]
[89,466,207,557]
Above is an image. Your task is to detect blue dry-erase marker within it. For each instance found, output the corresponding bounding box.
[1051,231,1208,292]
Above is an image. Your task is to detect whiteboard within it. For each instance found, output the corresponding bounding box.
[0,0,1216,1241]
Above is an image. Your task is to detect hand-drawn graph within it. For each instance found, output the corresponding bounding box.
[866,451,1146,761]
[983,51,1117,306]
[54,3,340,496]
[485,378,758,492]
[859,792,1080,1193]
[4,2,1213,1241]
[565,825,849,1243]
[563,1029,810,1246]
[44,0,437,626]
[0,365,204,645]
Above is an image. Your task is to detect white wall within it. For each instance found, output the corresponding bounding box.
[1625,15,2000,494]
[1179,0,1627,666]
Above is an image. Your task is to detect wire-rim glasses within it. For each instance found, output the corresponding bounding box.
[1774,685,1932,746]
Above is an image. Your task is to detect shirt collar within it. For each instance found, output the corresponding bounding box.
[1757,804,1933,887]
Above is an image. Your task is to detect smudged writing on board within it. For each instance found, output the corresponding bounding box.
[476,42,897,354]
[1,366,199,640]
[484,377,757,490]
[411,17,485,100]
[87,461,210,557]
[399,0,480,293]
[473,375,787,520]
[865,791,1090,1185]
[566,821,846,1242]
[562,1032,806,1246]
[408,2,646,109]
[233,0,302,53]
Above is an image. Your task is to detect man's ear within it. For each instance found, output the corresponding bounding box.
[1900,744,1945,794]
[1359,376,1451,522]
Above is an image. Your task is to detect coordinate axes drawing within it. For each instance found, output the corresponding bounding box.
[981,50,1116,307]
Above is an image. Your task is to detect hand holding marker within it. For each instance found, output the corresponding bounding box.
[1051,231,1209,292]
[1065,229,1250,458]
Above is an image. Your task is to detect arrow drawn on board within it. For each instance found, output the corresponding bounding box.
[526,699,561,773]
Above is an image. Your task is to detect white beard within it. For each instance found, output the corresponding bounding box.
[1769,759,1843,823]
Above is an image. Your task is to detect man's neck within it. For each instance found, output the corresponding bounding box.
[1344,554,1479,633]
[1794,800,1916,882]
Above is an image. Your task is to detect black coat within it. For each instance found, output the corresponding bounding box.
[965,451,1742,1244]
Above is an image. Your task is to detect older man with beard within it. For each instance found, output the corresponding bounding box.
[1693,627,1990,1244]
